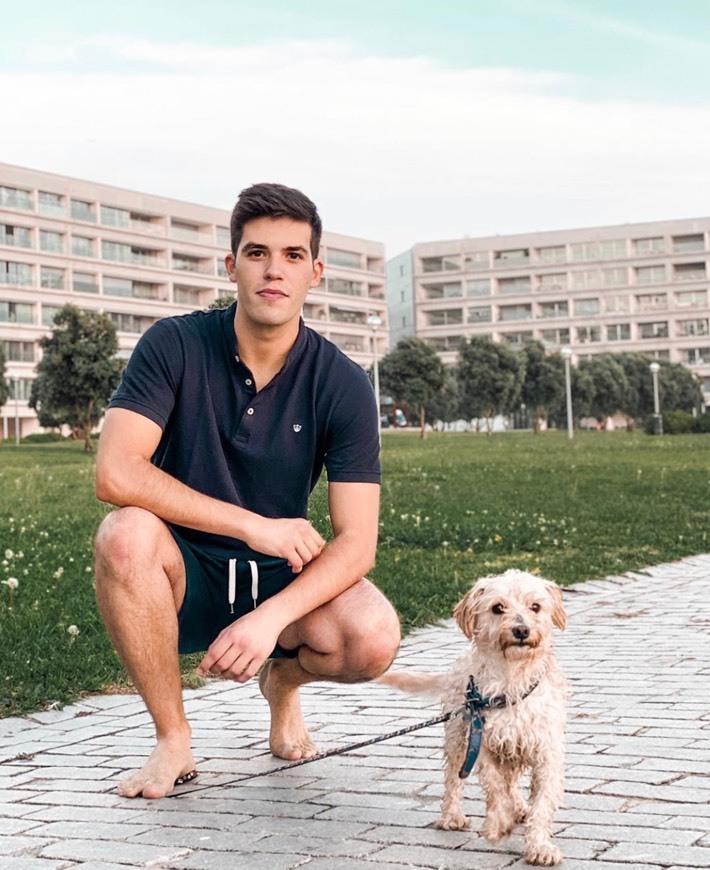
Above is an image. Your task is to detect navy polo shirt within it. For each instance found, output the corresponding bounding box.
[108,303,381,557]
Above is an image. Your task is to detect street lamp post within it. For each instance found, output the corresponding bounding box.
[366,314,382,442]
[649,361,663,435]
[13,377,20,446]
[560,346,574,440]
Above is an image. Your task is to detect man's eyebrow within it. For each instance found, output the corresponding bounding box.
[240,242,309,254]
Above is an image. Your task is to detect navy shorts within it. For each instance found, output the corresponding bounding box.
[169,527,300,658]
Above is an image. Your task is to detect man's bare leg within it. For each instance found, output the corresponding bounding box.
[94,507,194,798]
[260,578,400,759]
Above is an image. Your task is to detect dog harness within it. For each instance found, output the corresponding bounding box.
[458,675,541,779]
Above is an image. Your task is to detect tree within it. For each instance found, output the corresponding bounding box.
[378,337,446,439]
[575,354,631,423]
[0,344,9,412]
[657,361,703,414]
[456,336,524,432]
[427,365,461,426]
[519,341,565,432]
[208,294,236,310]
[29,305,123,451]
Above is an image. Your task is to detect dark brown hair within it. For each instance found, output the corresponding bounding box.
[230,182,322,259]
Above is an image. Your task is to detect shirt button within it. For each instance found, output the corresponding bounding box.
[234,355,240,362]
[247,407,254,415]
[245,378,252,386]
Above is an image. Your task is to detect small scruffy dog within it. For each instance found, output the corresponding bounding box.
[379,570,567,866]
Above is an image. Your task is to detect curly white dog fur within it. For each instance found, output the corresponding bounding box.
[379,570,567,866]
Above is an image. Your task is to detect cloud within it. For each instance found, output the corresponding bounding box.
[3,36,709,254]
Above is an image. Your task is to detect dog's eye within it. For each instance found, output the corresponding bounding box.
[491,603,505,614]
[530,603,541,613]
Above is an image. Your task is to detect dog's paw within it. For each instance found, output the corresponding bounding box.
[434,812,469,831]
[524,841,562,866]
[481,817,515,842]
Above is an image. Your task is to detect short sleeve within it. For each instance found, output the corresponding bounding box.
[324,364,381,484]
[108,319,184,430]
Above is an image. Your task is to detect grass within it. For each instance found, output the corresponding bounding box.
[0,431,708,717]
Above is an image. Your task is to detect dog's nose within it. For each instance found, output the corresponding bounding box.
[512,624,530,641]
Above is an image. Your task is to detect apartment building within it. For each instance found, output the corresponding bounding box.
[387,218,710,410]
[0,163,387,438]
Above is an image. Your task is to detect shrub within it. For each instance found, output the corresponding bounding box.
[662,410,695,434]
[696,412,710,433]
[21,432,66,443]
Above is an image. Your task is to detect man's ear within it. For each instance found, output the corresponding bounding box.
[225,253,237,283]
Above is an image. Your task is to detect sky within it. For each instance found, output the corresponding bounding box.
[2,0,710,256]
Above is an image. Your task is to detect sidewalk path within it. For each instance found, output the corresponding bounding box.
[1,555,709,869]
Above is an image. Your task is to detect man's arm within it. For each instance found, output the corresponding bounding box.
[198,479,380,679]
[95,407,324,570]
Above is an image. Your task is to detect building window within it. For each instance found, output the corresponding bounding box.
[537,273,566,292]
[0,301,33,324]
[537,245,566,264]
[672,233,704,254]
[602,267,627,287]
[172,252,209,273]
[39,230,65,253]
[423,282,462,299]
[330,333,366,353]
[71,236,95,257]
[70,199,96,222]
[174,284,209,306]
[494,248,529,266]
[500,331,533,346]
[604,295,631,313]
[498,304,532,321]
[0,186,32,210]
[102,241,161,267]
[426,335,465,351]
[38,191,66,217]
[1,340,35,362]
[72,272,98,294]
[0,224,32,248]
[675,289,707,308]
[576,325,601,343]
[635,265,666,284]
[327,277,363,296]
[108,312,157,334]
[0,260,32,286]
[41,305,63,327]
[421,255,460,273]
[326,248,363,269]
[171,220,202,242]
[574,298,600,316]
[539,301,568,318]
[101,205,131,227]
[103,276,162,299]
[607,323,631,341]
[679,347,709,365]
[468,306,491,323]
[676,318,709,337]
[426,308,463,326]
[40,267,65,289]
[638,321,669,339]
[636,293,667,312]
[541,328,570,345]
[466,278,491,296]
[571,270,601,290]
[216,226,231,248]
[462,251,489,270]
[673,262,706,281]
[633,237,664,256]
[497,276,532,295]
[330,307,367,325]
[570,240,626,261]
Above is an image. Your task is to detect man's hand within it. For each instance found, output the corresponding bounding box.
[243,516,325,572]
[197,607,283,683]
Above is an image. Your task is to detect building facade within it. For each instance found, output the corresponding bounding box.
[0,163,387,438]
[388,218,710,410]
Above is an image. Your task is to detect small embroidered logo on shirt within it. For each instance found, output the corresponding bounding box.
[293,424,302,432]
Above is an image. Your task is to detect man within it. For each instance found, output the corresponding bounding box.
[94,183,400,800]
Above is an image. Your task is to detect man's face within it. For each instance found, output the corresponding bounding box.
[225,217,323,330]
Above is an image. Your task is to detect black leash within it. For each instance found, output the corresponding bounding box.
[168,706,465,799]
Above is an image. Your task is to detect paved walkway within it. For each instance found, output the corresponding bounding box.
[1,555,709,870]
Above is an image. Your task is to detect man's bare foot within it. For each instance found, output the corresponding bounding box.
[259,659,318,760]
[118,732,196,799]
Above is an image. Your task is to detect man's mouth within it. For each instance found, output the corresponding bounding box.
[258,288,288,299]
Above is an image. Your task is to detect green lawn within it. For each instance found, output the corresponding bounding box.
[1,431,708,717]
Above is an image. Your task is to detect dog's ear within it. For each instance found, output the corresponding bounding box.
[454,581,486,639]
[546,581,567,631]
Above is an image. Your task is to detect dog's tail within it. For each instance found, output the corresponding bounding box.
[376,671,446,698]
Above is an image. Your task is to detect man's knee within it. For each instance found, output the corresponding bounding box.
[94,507,167,577]
[347,594,400,680]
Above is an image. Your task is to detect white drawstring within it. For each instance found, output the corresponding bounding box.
[227,559,260,613]
[228,559,236,614]
[248,560,259,609]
